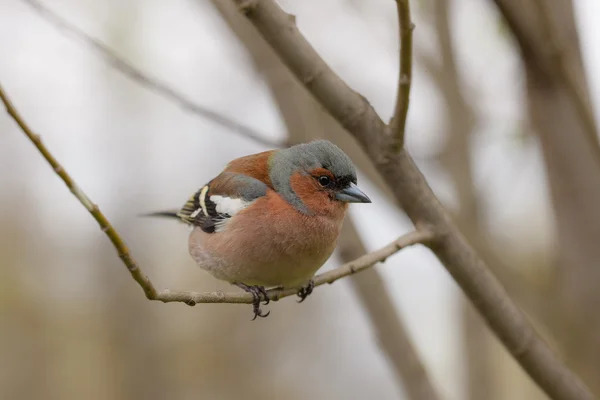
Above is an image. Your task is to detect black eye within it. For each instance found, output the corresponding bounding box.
[318,175,332,187]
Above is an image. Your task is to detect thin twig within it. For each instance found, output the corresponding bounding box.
[337,219,442,400]
[0,80,432,305]
[390,0,414,151]
[231,1,596,399]
[21,0,284,149]
[156,229,434,305]
[0,82,158,300]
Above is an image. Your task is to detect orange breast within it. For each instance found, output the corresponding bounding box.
[188,190,346,287]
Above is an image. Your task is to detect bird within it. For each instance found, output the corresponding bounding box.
[147,140,371,319]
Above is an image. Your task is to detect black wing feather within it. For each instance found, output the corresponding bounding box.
[176,186,228,233]
[176,173,268,234]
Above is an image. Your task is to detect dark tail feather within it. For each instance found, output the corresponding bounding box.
[139,210,180,219]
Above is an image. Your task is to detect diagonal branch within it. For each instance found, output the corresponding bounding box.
[230,1,595,399]
[0,82,158,300]
[208,4,439,398]
[21,0,283,149]
[390,0,414,151]
[0,80,432,306]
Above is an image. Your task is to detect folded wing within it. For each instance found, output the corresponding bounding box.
[177,172,269,233]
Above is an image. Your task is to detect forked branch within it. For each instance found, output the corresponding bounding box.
[231,1,595,399]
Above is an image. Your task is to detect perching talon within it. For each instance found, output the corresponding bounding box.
[297,279,315,303]
[144,140,371,319]
[235,282,271,320]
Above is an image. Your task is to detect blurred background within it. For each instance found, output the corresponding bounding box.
[1,0,599,399]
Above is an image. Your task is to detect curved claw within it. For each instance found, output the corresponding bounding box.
[251,302,271,320]
[257,286,270,305]
[235,282,271,320]
[251,309,270,321]
[296,279,315,303]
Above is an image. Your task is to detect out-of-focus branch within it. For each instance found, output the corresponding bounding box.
[490,0,600,164]
[230,1,595,399]
[337,220,441,400]
[492,0,600,394]
[20,0,283,149]
[528,0,600,166]
[421,39,553,320]
[0,80,432,306]
[422,1,495,398]
[390,0,414,151]
[426,4,564,398]
[489,0,600,393]
[424,2,548,398]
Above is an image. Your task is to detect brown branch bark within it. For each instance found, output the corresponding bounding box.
[390,0,414,150]
[21,0,283,149]
[490,0,600,164]
[230,1,595,399]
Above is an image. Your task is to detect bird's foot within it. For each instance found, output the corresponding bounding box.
[297,279,315,303]
[234,282,270,320]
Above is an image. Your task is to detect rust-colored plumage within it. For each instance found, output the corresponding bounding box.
[223,150,274,187]
[150,140,370,318]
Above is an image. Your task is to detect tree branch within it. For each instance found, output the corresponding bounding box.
[390,0,414,151]
[230,1,595,399]
[490,0,600,166]
[158,229,434,305]
[0,78,432,306]
[21,0,283,149]
[528,0,600,167]
[0,82,158,300]
[208,4,440,398]
[337,219,441,400]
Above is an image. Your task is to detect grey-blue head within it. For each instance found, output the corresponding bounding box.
[269,140,371,214]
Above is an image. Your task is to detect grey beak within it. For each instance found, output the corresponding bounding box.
[335,182,372,203]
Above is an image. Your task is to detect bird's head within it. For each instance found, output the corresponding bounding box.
[269,140,371,216]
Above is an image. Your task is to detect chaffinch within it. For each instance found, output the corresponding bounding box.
[150,140,371,318]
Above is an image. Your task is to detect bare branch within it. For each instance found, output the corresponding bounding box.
[21,0,283,149]
[529,0,600,163]
[230,1,595,399]
[390,0,414,151]
[0,82,158,300]
[491,0,600,165]
[157,229,434,305]
[0,80,431,306]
